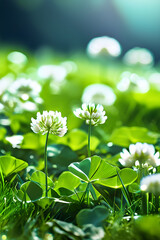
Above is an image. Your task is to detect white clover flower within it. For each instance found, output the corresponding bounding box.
[140,174,160,195]
[2,92,20,110]
[20,101,38,112]
[6,135,24,148]
[2,92,38,113]
[7,51,28,65]
[61,61,77,74]
[119,142,160,168]
[149,72,160,91]
[73,103,107,126]
[123,47,154,67]
[0,74,14,95]
[38,65,67,94]
[82,84,116,106]
[31,111,67,137]
[87,36,121,58]
[8,78,42,100]
[117,71,150,93]
[38,65,67,82]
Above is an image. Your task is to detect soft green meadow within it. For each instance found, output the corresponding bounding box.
[1,47,160,240]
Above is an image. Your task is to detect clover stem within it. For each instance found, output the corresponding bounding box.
[86,183,90,206]
[142,192,149,215]
[139,165,144,182]
[139,166,148,215]
[88,120,91,157]
[44,130,50,197]
[155,195,159,214]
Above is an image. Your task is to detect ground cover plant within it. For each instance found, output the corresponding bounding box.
[1,42,160,239]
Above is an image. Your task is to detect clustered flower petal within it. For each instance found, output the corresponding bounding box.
[140,174,160,195]
[8,78,42,100]
[73,103,107,126]
[119,142,160,168]
[31,111,67,137]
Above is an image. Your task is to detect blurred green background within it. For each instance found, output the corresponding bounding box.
[0,0,160,60]
[0,0,160,144]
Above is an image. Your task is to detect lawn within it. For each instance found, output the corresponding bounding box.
[1,46,160,240]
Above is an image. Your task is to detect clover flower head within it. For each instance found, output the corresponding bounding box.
[140,174,160,195]
[31,111,67,137]
[2,92,38,113]
[2,92,19,110]
[117,71,149,93]
[73,103,107,126]
[7,51,28,65]
[119,142,160,168]
[8,78,41,100]
[87,36,121,58]
[123,47,154,67]
[0,74,14,95]
[82,84,116,106]
[6,135,24,148]
[38,65,67,82]
[149,72,160,91]
[61,61,77,74]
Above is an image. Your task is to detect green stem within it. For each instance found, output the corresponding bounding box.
[44,130,50,197]
[86,183,90,206]
[116,169,133,215]
[139,166,149,215]
[88,121,91,157]
[149,193,153,213]
[155,195,159,214]
[139,165,144,183]
[142,192,149,215]
[80,183,89,204]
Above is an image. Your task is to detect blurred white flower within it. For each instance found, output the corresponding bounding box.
[117,71,150,93]
[0,103,4,111]
[2,78,42,113]
[0,74,14,95]
[82,84,116,106]
[31,111,67,137]
[149,72,160,91]
[119,142,160,168]
[123,47,154,66]
[2,92,20,110]
[140,174,160,195]
[87,36,121,58]
[8,78,42,101]
[20,101,38,112]
[7,51,28,65]
[61,61,77,74]
[74,103,107,126]
[2,93,39,113]
[6,135,24,148]
[38,65,67,82]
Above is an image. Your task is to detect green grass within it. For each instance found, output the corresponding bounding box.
[1,48,160,239]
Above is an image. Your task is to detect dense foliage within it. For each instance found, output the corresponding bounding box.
[1,47,160,240]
